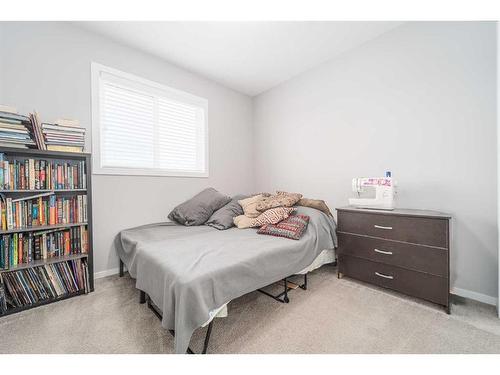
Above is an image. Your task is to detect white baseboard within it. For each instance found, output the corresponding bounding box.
[94,267,120,279]
[451,287,498,306]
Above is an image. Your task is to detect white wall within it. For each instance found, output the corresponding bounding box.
[497,21,500,315]
[0,22,254,276]
[253,22,498,302]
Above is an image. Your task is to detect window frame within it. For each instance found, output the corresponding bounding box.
[91,62,209,178]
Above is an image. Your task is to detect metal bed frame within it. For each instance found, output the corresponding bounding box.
[118,259,313,354]
[140,289,214,354]
[257,274,307,303]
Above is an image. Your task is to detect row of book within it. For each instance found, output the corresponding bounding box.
[0,106,86,153]
[30,112,87,153]
[0,226,89,270]
[0,258,90,313]
[0,194,87,230]
[0,109,36,149]
[42,120,86,153]
[0,154,87,190]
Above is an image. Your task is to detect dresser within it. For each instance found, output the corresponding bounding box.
[336,207,451,313]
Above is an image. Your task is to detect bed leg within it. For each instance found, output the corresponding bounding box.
[202,321,214,354]
[119,259,124,277]
[139,290,146,304]
[300,273,308,290]
[283,277,289,303]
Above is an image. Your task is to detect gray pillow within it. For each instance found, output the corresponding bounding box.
[206,194,249,230]
[168,188,231,226]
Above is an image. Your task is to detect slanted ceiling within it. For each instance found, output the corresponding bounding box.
[76,21,402,96]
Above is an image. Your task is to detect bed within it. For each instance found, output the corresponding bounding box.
[115,206,337,354]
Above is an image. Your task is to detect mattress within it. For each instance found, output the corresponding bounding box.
[116,206,337,353]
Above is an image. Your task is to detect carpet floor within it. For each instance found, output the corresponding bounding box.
[1,264,500,354]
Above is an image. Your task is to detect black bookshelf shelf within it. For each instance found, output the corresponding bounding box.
[0,222,87,235]
[0,189,87,193]
[0,146,90,160]
[0,290,86,317]
[0,253,88,273]
[0,147,93,316]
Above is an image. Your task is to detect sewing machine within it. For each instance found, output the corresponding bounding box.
[348,177,396,210]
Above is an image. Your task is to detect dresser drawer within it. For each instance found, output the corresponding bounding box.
[337,210,448,248]
[339,255,448,306]
[337,232,448,276]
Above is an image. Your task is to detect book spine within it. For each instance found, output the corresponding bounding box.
[0,153,4,189]
[24,160,29,190]
[6,198,13,230]
[28,159,35,190]
[34,235,40,261]
[40,160,46,190]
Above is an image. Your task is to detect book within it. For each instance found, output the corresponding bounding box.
[41,120,85,153]
[42,123,85,133]
[0,112,30,123]
[0,142,28,149]
[28,112,46,150]
[54,118,80,128]
[11,191,54,203]
[0,105,17,114]
[46,145,84,153]
[0,111,35,149]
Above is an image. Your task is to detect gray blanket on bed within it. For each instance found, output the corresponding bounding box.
[115,206,337,353]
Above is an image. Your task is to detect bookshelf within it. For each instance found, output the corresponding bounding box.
[0,146,93,317]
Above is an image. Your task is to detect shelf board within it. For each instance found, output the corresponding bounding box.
[0,222,88,235]
[0,189,86,193]
[0,146,90,159]
[0,253,88,273]
[0,289,87,317]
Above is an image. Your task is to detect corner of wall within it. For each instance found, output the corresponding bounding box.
[250,95,258,193]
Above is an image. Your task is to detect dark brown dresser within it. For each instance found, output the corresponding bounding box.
[336,207,451,313]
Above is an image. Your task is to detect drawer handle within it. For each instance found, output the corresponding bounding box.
[374,225,393,230]
[375,272,394,280]
[374,248,393,255]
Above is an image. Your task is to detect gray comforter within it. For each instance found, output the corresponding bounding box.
[115,206,337,353]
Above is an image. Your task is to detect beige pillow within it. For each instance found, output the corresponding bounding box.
[238,194,266,218]
[297,198,333,217]
[234,207,295,229]
[233,215,256,229]
[256,191,303,212]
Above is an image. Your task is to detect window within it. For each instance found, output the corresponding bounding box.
[91,63,208,177]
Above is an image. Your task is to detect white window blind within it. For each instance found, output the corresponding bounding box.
[91,63,208,177]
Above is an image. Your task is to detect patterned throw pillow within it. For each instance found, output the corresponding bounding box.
[253,206,295,227]
[234,206,295,229]
[256,191,303,212]
[257,214,310,240]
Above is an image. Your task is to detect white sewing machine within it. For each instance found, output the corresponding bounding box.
[348,176,396,210]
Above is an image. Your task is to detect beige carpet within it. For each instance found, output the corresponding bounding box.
[1,264,500,354]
